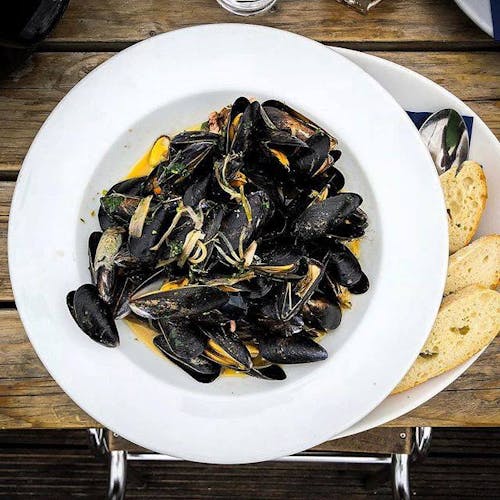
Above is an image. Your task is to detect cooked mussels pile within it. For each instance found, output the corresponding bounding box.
[67,97,369,383]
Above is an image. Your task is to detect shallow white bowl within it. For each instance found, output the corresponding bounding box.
[8,25,448,464]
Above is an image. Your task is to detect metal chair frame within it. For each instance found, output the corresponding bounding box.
[88,426,432,500]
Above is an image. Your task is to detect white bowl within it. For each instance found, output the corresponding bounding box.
[8,25,448,464]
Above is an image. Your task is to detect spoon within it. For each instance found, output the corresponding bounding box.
[419,109,469,175]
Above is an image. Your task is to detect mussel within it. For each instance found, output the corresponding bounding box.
[68,97,370,383]
[67,284,119,347]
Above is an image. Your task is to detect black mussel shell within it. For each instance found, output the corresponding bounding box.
[258,334,327,364]
[158,319,207,361]
[293,193,362,240]
[109,176,147,197]
[294,132,330,177]
[249,364,286,381]
[327,242,368,292]
[153,335,220,383]
[128,203,175,263]
[200,324,252,370]
[130,285,229,320]
[348,272,370,294]
[100,194,142,226]
[88,231,102,283]
[67,284,119,347]
[183,174,211,207]
[302,296,342,331]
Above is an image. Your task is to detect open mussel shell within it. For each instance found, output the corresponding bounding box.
[88,231,102,283]
[94,227,125,304]
[130,285,229,320]
[293,193,362,240]
[225,96,251,153]
[258,334,327,364]
[153,335,221,384]
[67,284,119,347]
[280,258,325,321]
[200,324,253,370]
[158,319,207,361]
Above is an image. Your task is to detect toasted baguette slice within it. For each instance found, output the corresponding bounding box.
[440,161,487,254]
[445,235,500,295]
[392,285,500,394]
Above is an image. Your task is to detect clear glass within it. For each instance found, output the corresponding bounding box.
[216,0,277,16]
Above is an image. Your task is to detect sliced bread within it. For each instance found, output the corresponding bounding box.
[392,285,500,394]
[445,235,500,295]
[440,161,488,254]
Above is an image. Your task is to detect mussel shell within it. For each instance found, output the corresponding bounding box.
[225,96,251,153]
[88,231,102,283]
[258,334,327,364]
[348,272,370,294]
[94,227,125,304]
[130,285,229,320]
[293,193,362,240]
[262,100,319,141]
[200,324,252,369]
[112,277,135,319]
[327,242,367,291]
[109,176,147,197]
[128,203,175,263]
[182,174,211,207]
[153,335,220,383]
[294,132,330,177]
[302,296,342,331]
[158,319,207,361]
[100,194,142,226]
[219,190,273,251]
[67,284,119,347]
[219,293,248,320]
[249,364,286,381]
[171,131,221,150]
[98,207,115,231]
[280,258,325,321]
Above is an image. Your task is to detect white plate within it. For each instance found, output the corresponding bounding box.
[8,25,447,464]
[335,48,500,438]
[455,0,494,37]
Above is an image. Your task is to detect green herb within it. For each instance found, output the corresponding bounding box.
[79,217,85,223]
[200,121,210,131]
[101,194,123,213]
[167,240,183,258]
[101,189,108,196]
[262,200,270,210]
[166,162,188,175]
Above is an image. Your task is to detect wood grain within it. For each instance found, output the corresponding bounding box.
[1,429,499,498]
[0,51,498,175]
[43,0,495,46]
[0,308,498,429]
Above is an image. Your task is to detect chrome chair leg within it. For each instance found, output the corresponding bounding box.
[391,453,410,500]
[108,450,127,500]
[414,426,432,460]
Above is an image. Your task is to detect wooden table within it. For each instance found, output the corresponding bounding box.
[0,0,498,431]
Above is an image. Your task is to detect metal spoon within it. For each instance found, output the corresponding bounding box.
[419,109,469,175]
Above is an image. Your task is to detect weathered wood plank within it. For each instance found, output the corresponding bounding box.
[0,309,498,429]
[44,0,494,45]
[0,51,498,175]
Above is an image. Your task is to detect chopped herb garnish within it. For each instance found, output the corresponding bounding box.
[101,194,124,213]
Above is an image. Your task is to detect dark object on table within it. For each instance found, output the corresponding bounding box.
[0,0,69,78]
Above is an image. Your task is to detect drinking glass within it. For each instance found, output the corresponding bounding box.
[216,0,277,16]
